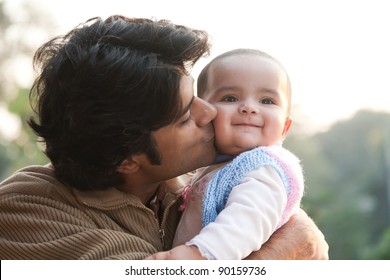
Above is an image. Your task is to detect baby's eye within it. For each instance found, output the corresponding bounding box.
[222,95,238,102]
[261,98,275,105]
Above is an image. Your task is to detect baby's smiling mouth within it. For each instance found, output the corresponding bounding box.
[234,122,262,128]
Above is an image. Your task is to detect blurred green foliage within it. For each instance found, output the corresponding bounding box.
[6,88,48,170]
[363,228,390,259]
[285,110,390,259]
[0,0,52,176]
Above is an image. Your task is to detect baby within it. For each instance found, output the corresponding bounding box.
[148,48,304,260]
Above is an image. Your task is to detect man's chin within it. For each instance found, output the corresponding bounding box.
[201,150,217,167]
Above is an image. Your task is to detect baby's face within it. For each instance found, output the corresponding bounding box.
[202,54,292,156]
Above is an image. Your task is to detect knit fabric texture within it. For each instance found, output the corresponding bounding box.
[202,146,304,228]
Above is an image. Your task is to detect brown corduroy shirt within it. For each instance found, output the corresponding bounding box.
[0,164,185,259]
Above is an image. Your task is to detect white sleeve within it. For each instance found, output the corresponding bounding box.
[186,165,287,260]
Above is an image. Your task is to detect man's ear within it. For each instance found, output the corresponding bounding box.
[116,157,140,174]
[282,117,293,139]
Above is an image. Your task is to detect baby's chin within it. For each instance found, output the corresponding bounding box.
[217,143,261,156]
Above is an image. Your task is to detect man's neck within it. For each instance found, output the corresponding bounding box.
[117,180,162,205]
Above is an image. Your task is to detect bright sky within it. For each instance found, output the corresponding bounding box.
[2,0,390,138]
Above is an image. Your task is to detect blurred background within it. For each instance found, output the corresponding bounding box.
[0,0,389,259]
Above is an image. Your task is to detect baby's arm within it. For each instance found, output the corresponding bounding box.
[188,166,286,259]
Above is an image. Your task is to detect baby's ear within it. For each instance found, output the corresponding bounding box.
[282,117,293,139]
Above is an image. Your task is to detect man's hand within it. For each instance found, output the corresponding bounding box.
[145,245,207,260]
[245,208,329,260]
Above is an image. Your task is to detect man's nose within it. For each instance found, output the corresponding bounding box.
[193,97,217,127]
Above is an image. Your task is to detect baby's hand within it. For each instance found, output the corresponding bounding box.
[145,245,206,260]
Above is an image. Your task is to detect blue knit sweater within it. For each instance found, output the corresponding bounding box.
[202,146,304,228]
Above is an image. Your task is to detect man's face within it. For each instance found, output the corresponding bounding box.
[141,75,217,182]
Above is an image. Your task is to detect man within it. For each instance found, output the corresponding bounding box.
[0,15,328,259]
